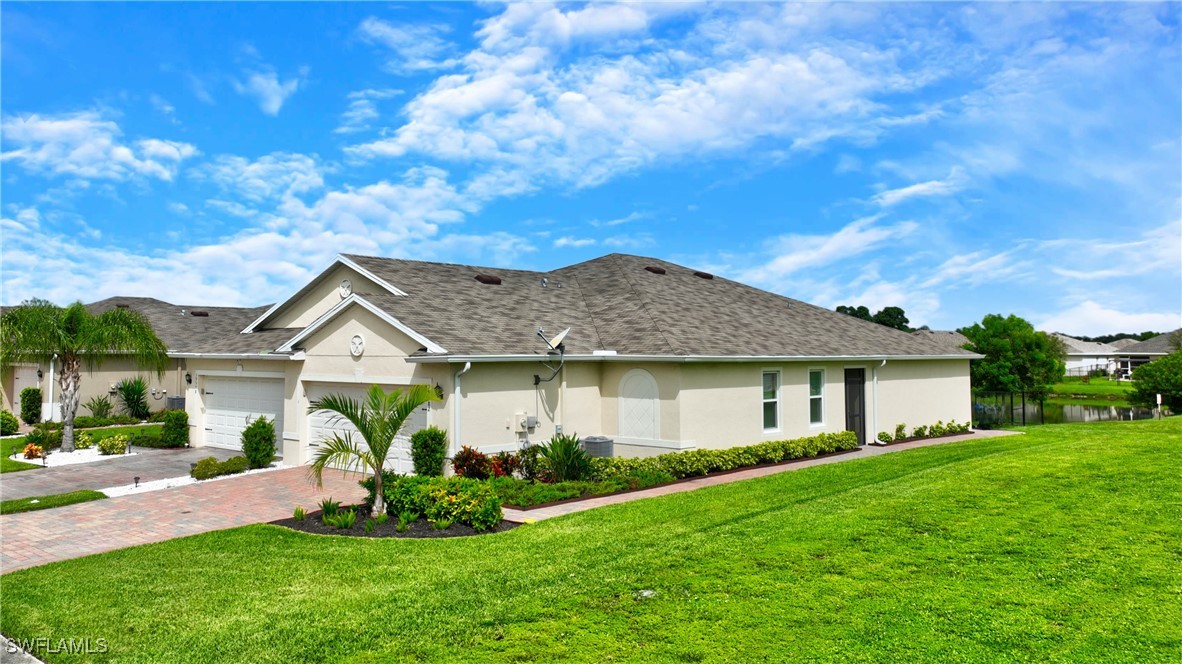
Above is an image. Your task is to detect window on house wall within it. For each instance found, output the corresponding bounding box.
[809,369,824,425]
[762,371,780,431]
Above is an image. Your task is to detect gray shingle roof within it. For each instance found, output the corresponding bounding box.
[1050,333,1117,355]
[86,297,273,354]
[911,329,971,351]
[329,253,974,358]
[1120,329,1180,356]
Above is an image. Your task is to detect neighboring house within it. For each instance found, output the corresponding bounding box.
[1,297,267,422]
[1108,338,1141,351]
[911,329,970,351]
[1116,330,1179,379]
[1050,333,1120,376]
[170,253,977,470]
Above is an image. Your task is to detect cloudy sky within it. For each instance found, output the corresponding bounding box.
[2,2,1179,336]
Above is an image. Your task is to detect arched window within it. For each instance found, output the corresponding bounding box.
[619,369,659,440]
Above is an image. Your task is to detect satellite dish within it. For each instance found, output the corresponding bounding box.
[547,327,570,350]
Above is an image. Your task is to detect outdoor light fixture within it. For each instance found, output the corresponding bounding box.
[134,476,140,488]
[126,440,132,455]
[41,451,47,467]
[36,369,43,380]
[185,372,193,385]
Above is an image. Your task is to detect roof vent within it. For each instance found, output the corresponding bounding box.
[692,270,714,280]
[189,310,209,317]
[475,274,502,285]
[644,266,666,275]
[116,304,130,309]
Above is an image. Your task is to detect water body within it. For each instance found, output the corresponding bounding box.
[973,397,1169,427]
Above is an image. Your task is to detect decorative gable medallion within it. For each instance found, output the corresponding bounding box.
[339,279,353,299]
[349,334,365,357]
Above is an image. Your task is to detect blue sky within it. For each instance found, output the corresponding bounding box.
[2,2,1179,336]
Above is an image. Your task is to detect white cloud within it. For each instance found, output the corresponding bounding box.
[872,167,967,207]
[1046,221,1181,281]
[233,68,305,116]
[589,211,647,227]
[1035,301,1180,337]
[149,94,178,123]
[0,111,198,182]
[553,236,595,248]
[358,17,459,73]
[335,88,401,134]
[738,216,918,283]
[603,233,655,249]
[193,152,324,202]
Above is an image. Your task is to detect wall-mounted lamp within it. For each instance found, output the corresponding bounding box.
[36,369,43,380]
[185,372,193,385]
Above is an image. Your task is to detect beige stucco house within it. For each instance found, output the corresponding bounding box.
[164,253,976,470]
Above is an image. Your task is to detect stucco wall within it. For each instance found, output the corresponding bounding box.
[873,359,973,438]
[2,359,184,422]
[268,264,387,329]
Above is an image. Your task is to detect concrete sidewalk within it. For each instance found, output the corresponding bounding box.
[502,429,1021,522]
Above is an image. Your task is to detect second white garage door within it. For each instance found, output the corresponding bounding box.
[306,383,429,473]
[204,377,285,453]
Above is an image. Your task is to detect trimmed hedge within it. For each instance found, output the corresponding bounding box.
[490,469,676,507]
[0,410,19,436]
[19,387,41,425]
[241,417,276,469]
[160,410,189,448]
[376,475,503,531]
[40,415,140,431]
[410,426,448,477]
[191,456,250,480]
[589,431,859,481]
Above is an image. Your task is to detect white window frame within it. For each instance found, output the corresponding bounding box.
[808,368,825,427]
[762,369,781,433]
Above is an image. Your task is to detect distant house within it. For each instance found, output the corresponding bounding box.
[1050,334,1120,377]
[911,329,970,351]
[1116,330,1179,379]
[1,297,267,423]
[1108,338,1141,351]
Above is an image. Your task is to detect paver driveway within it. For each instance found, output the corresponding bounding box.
[1,446,240,501]
[0,467,365,573]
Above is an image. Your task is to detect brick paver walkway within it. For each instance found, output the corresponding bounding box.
[1,446,240,501]
[0,467,365,573]
[502,429,1021,522]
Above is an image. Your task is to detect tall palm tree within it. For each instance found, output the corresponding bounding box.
[307,384,440,515]
[1,299,169,452]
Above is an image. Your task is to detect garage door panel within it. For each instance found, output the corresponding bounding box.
[306,384,429,474]
[204,377,285,453]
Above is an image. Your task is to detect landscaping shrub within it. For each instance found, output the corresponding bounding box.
[929,421,947,436]
[161,410,189,448]
[71,414,137,429]
[130,433,165,448]
[518,443,545,482]
[74,431,94,450]
[19,387,41,425]
[452,445,491,479]
[383,476,502,530]
[240,417,276,469]
[25,425,62,451]
[490,450,521,478]
[190,455,250,480]
[97,434,129,456]
[590,431,859,482]
[0,410,18,436]
[410,426,448,476]
[84,395,114,419]
[116,377,150,420]
[23,443,42,459]
[359,470,401,509]
[894,423,907,441]
[912,425,928,438]
[541,433,592,482]
[877,431,893,444]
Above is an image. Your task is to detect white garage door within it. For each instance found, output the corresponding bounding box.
[204,377,285,452]
[306,383,429,474]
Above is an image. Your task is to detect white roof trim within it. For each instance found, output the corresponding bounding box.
[242,255,407,333]
[276,294,446,355]
[406,353,981,364]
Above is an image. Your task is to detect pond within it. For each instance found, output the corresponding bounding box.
[972,395,1170,427]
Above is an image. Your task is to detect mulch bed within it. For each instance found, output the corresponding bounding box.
[505,446,864,511]
[869,431,975,447]
[271,506,519,539]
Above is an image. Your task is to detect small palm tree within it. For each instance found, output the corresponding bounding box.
[1,299,168,452]
[307,384,440,515]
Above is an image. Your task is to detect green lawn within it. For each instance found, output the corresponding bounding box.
[2,419,1179,662]
[0,490,107,515]
[0,424,162,474]
[1050,377,1131,401]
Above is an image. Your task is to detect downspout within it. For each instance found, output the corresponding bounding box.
[452,362,472,460]
[872,359,886,441]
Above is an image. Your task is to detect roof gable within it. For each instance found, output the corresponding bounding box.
[244,256,407,333]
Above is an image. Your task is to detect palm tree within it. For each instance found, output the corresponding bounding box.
[1,299,169,452]
[307,384,440,515]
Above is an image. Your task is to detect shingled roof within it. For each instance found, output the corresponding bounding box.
[321,253,974,359]
[85,297,272,354]
[1050,333,1118,355]
[1119,329,1179,356]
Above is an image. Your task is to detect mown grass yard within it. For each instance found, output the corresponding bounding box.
[1,418,1179,662]
[1050,377,1132,402]
[0,424,162,474]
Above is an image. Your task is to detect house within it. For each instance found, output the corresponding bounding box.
[1,297,267,423]
[169,253,977,469]
[1115,330,1179,379]
[911,329,970,351]
[1050,333,1120,377]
